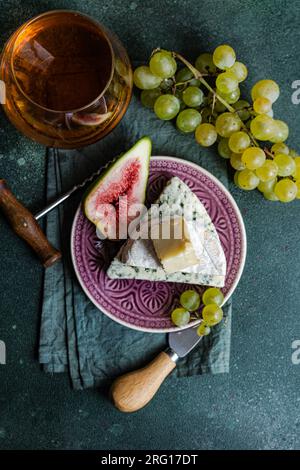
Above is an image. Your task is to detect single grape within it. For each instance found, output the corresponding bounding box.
[229,131,251,153]
[180,290,201,311]
[230,153,246,171]
[292,157,300,180]
[176,67,200,86]
[241,147,266,170]
[171,308,190,327]
[216,72,239,94]
[270,120,289,143]
[251,79,280,103]
[213,44,236,70]
[257,177,277,193]
[149,51,177,79]
[215,112,241,137]
[228,61,248,82]
[182,86,204,107]
[273,153,296,177]
[263,191,279,201]
[215,99,227,113]
[233,100,251,121]
[295,180,300,199]
[217,87,240,104]
[140,88,161,108]
[289,149,299,157]
[197,323,211,336]
[176,109,202,133]
[238,169,260,190]
[274,179,298,202]
[202,304,223,326]
[218,138,231,159]
[253,97,272,115]
[256,160,278,181]
[202,287,224,306]
[271,142,289,155]
[195,123,218,147]
[154,94,180,120]
[250,114,275,141]
[133,66,162,90]
[234,171,241,187]
[201,107,218,123]
[195,53,217,74]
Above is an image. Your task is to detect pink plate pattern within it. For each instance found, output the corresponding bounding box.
[71,156,247,333]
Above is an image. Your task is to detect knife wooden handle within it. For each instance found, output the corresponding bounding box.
[110,351,176,412]
[0,179,61,267]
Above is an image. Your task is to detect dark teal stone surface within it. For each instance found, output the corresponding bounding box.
[0,0,300,450]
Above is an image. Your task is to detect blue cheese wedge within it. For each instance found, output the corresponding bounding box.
[107,177,227,287]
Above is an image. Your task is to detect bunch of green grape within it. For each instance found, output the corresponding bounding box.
[133,46,300,203]
[171,287,224,336]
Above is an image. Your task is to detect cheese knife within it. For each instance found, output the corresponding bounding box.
[111,324,202,412]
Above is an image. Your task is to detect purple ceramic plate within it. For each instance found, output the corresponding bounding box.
[71,156,247,333]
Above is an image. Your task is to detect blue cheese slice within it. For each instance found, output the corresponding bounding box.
[107,177,227,287]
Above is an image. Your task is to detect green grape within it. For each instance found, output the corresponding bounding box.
[295,180,300,199]
[195,53,217,74]
[215,99,227,113]
[133,66,162,89]
[234,171,241,187]
[140,88,161,108]
[289,149,299,157]
[256,160,278,181]
[195,123,218,147]
[149,51,177,79]
[273,153,296,177]
[292,157,300,180]
[213,44,236,70]
[257,177,277,193]
[182,86,204,107]
[241,147,266,170]
[271,142,289,155]
[216,72,239,94]
[174,90,186,111]
[233,100,251,121]
[171,308,190,327]
[250,114,275,141]
[251,79,280,103]
[263,191,279,201]
[201,107,218,123]
[266,109,274,118]
[228,61,248,82]
[176,109,202,133]
[253,97,272,114]
[197,323,211,336]
[202,287,224,306]
[176,67,200,86]
[238,169,260,190]
[202,304,223,326]
[215,112,241,137]
[270,120,289,143]
[228,131,251,153]
[218,138,231,159]
[274,179,298,202]
[217,87,240,104]
[154,94,180,120]
[230,153,246,171]
[180,290,201,311]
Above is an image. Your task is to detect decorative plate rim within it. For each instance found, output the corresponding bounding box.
[70,155,247,333]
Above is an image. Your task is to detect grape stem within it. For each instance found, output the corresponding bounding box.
[171,51,260,147]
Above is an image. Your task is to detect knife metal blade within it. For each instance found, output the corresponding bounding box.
[166,324,203,362]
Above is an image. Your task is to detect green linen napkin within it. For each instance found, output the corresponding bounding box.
[39,93,232,389]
